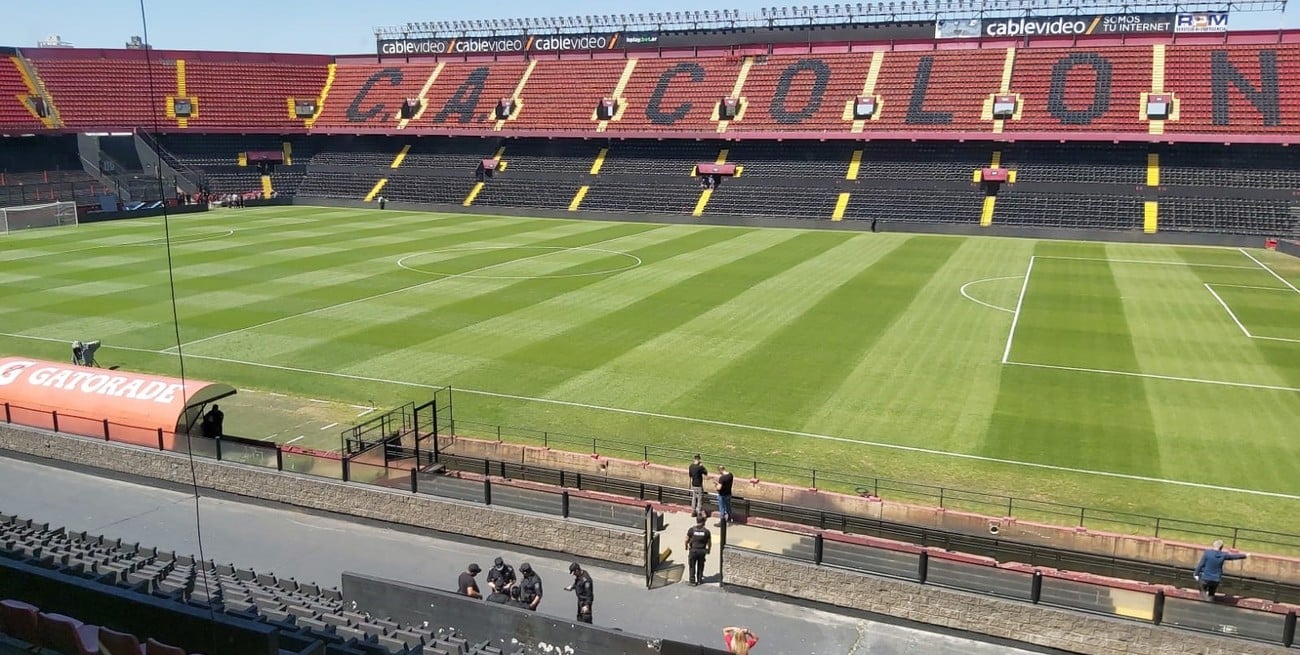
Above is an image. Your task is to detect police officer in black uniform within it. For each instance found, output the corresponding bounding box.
[487,556,516,594]
[517,562,543,611]
[685,514,713,586]
[565,562,594,623]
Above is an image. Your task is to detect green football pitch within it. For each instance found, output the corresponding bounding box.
[2,206,1298,540]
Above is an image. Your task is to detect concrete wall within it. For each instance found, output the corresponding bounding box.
[440,436,1300,583]
[722,549,1290,655]
[1278,240,1300,259]
[0,425,644,567]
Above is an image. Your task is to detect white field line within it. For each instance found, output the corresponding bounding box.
[1005,360,1300,394]
[958,275,1021,314]
[1211,284,1293,292]
[1239,248,1300,295]
[168,229,653,353]
[355,408,376,417]
[1204,284,1254,338]
[5,330,1298,500]
[1035,255,1261,270]
[1001,257,1036,364]
[286,436,306,444]
[320,422,339,431]
[1254,335,1300,344]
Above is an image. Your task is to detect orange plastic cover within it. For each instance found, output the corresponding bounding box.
[0,357,235,448]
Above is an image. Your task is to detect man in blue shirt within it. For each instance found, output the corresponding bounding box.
[1193,540,1247,601]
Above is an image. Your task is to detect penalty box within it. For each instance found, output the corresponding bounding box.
[1003,254,1300,390]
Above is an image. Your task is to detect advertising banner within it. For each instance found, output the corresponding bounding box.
[1175,12,1230,33]
[979,13,1175,38]
[0,357,234,447]
[378,32,623,56]
[935,18,982,39]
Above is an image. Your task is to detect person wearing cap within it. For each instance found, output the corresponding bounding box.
[518,562,543,611]
[457,563,482,599]
[488,556,516,594]
[1194,539,1248,601]
[688,454,708,516]
[685,514,712,586]
[485,584,512,604]
[564,562,594,623]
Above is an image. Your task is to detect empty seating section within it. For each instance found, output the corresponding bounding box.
[1000,143,1144,184]
[315,63,438,128]
[726,142,854,178]
[1008,47,1150,132]
[31,57,174,129]
[608,57,740,132]
[495,140,601,173]
[1160,144,1300,189]
[400,138,499,170]
[0,514,526,655]
[183,61,327,129]
[842,188,984,223]
[856,142,987,182]
[295,171,377,200]
[996,192,1143,230]
[729,53,872,132]
[1164,44,1300,134]
[417,61,529,131]
[383,173,476,205]
[707,185,840,219]
[1161,197,1296,236]
[473,178,580,210]
[867,49,1006,132]
[512,59,625,130]
[601,140,721,176]
[309,136,406,167]
[582,180,702,214]
[0,59,43,130]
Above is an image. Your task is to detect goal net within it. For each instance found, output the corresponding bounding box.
[0,201,78,234]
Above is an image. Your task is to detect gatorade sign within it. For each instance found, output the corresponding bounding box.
[0,357,234,448]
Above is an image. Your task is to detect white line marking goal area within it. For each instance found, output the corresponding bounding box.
[1002,252,1300,393]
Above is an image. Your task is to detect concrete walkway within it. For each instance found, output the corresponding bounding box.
[0,454,1063,655]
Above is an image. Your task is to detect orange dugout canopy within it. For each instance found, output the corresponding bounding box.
[0,357,236,448]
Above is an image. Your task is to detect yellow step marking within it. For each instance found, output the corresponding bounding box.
[832,192,851,221]
[980,196,997,227]
[851,51,886,132]
[716,57,753,133]
[283,142,293,166]
[400,62,445,129]
[597,59,639,132]
[364,178,387,202]
[463,181,485,206]
[1146,153,1160,187]
[589,148,609,175]
[305,63,336,128]
[390,144,411,169]
[495,59,537,131]
[260,175,273,197]
[692,188,713,216]
[846,150,863,181]
[568,185,590,211]
[1144,201,1159,234]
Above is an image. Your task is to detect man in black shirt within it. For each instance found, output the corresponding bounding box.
[716,466,735,524]
[485,586,511,604]
[688,454,708,517]
[487,556,516,594]
[507,585,531,610]
[457,563,482,598]
[685,515,712,586]
[565,562,594,623]
[517,562,543,611]
[205,405,225,438]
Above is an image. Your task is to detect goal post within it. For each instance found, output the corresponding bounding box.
[0,200,79,234]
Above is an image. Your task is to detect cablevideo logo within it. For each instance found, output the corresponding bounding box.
[984,16,1092,37]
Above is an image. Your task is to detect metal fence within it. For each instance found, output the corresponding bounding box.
[449,417,1300,553]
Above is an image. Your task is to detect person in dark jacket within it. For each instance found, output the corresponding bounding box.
[487,556,516,594]
[685,515,712,586]
[565,562,593,623]
[1194,540,1247,600]
[517,562,543,611]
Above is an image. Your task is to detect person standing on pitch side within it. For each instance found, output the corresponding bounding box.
[685,514,712,586]
[688,454,708,517]
[565,562,594,623]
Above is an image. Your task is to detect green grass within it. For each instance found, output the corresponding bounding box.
[2,206,1299,546]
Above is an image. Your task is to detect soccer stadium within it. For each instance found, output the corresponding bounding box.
[1,0,1299,652]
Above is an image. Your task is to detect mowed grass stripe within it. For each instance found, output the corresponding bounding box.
[806,237,1035,454]
[252,224,712,376]
[982,242,1162,475]
[188,222,668,369]
[534,232,906,426]
[447,230,847,408]
[2,216,583,348]
[663,236,962,429]
[333,226,755,383]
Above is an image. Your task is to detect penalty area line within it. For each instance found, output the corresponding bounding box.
[2,329,1297,501]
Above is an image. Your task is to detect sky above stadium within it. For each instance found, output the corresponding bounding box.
[0,0,1294,53]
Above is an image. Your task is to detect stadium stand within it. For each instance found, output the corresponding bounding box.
[1007,46,1152,133]
[508,59,625,131]
[181,59,328,130]
[418,61,532,131]
[730,53,873,132]
[25,52,175,130]
[1164,43,1300,134]
[313,63,439,128]
[0,54,46,131]
[606,57,741,132]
